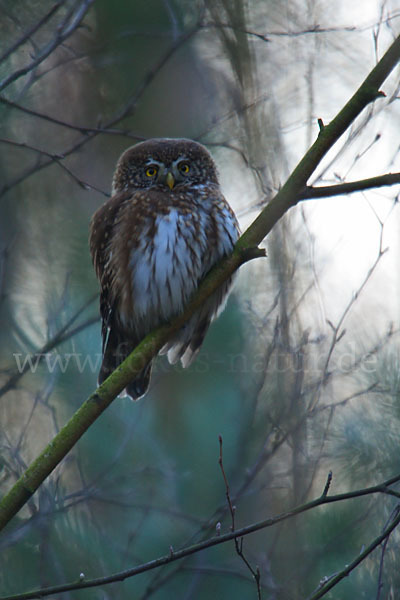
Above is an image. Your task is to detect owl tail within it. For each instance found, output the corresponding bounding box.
[98,329,153,401]
[125,362,153,400]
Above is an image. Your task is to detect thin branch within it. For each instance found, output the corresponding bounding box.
[299,172,400,199]
[201,11,400,40]
[219,435,262,599]
[375,505,400,600]
[307,504,400,600]
[320,216,387,382]
[218,435,236,530]
[0,138,109,196]
[2,473,400,600]
[321,471,333,499]
[0,95,145,139]
[0,137,65,160]
[200,22,357,42]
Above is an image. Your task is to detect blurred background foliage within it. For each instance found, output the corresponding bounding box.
[1,0,400,598]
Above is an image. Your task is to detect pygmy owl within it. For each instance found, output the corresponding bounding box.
[89,138,240,400]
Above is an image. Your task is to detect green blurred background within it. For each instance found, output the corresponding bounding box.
[1,1,400,598]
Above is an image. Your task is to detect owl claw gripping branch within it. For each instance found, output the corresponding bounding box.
[89,138,240,400]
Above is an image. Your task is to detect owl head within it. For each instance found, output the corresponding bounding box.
[111,138,219,194]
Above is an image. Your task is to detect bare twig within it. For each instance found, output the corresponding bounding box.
[319,217,388,389]
[0,95,145,139]
[321,471,333,499]
[375,505,400,600]
[200,15,400,39]
[219,435,262,599]
[0,138,109,196]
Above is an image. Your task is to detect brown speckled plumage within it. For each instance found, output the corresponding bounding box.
[89,138,239,399]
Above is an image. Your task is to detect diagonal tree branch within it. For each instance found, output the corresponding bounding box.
[0,33,399,534]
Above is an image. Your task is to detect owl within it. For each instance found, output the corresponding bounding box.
[89,138,240,400]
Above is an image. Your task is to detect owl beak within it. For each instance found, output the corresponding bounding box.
[165,171,175,190]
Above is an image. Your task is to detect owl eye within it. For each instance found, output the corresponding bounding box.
[145,166,158,178]
[178,162,190,175]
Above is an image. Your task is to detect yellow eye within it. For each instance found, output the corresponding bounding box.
[179,162,190,174]
[145,166,158,177]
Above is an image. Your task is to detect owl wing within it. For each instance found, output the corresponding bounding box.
[90,191,154,398]
[89,191,131,351]
[89,192,131,281]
